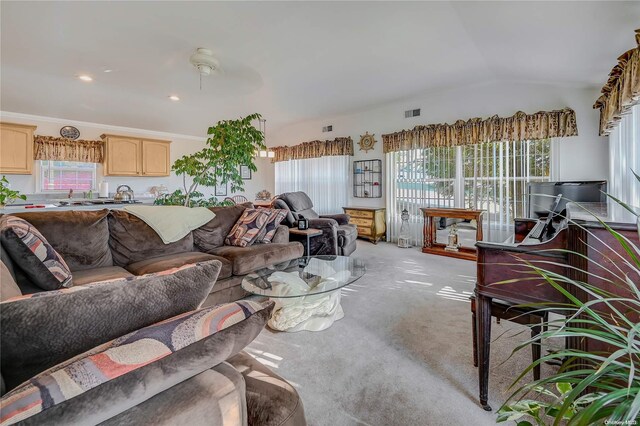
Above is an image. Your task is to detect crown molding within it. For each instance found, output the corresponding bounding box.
[0,111,206,142]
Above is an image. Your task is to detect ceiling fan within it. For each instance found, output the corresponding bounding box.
[189,48,221,89]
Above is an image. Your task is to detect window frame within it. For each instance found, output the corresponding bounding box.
[36,160,98,194]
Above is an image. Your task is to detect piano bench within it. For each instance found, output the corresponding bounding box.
[470,296,548,381]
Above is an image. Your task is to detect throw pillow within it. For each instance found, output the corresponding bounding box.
[225,208,270,247]
[256,208,288,243]
[0,300,274,425]
[0,260,222,391]
[0,216,72,291]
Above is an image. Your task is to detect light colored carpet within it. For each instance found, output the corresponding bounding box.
[247,241,553,426]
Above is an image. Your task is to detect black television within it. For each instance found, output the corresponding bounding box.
[527,181,607,218]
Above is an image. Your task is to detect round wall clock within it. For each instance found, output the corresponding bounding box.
[358,132,377,153]
[60,126,80,140]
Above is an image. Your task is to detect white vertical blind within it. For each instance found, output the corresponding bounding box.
[385,146,456,245]
[609,103,640,209]
[386,139,552,245]
[275,155,350,214]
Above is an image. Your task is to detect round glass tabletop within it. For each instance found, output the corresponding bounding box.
[241,255,366,298]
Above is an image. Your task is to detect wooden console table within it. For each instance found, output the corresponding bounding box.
[420,207,483,261]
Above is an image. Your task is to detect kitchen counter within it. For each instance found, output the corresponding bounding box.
[1,198,156,213]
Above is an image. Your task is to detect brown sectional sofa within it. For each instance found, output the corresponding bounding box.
[0,204,307,425]
[8,204,304,306]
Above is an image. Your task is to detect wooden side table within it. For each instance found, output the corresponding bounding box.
[343,206,386,244]
[289,228,323,256]
[420,207,483,261]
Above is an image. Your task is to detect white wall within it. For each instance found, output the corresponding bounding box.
[270,81,608,209]
[0,111,275,200]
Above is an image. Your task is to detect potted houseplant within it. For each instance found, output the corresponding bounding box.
[0,175,27,208]
[497,173,640,425]
[155,113,266,207]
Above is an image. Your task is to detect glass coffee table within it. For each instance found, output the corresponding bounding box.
[242,256,366,332]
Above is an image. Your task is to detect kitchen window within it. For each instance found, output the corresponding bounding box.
[39,160,97,192]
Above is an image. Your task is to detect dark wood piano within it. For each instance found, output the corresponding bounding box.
[475,203,639,411]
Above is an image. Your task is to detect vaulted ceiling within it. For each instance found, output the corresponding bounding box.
[1,1,637,137]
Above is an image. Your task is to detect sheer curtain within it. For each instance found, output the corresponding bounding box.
[275,155,350,214]
[609,103,640,209]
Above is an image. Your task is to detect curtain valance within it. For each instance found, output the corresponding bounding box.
[593,29,640,136]
[34,136,104,163]
[382,108,577,154]
[271,137,353,162]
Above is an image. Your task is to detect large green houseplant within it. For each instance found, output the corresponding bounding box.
[497,174,640,425]
[155,113,266,207]
[0,175,27,208]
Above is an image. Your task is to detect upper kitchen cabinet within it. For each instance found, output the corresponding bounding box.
[101,134,171,176]
[142,139,171,176]
[0,122,36,174]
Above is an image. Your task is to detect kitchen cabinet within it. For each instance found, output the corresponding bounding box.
[0,122,36,174]
[101,134,171,176]
[142,139,171,176]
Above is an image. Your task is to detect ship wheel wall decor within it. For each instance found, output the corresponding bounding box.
[358,132,377,153]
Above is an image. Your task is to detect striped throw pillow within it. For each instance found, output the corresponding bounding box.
[0,300,269,425]
[0,216,72,290]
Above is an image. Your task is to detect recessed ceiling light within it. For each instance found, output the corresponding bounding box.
[77,75,93,82]
[103,69,113,73]
[168,95,180,101]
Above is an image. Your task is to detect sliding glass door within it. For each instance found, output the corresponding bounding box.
[387,139,552,244]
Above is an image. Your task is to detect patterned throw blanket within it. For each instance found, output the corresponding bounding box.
[122,205,215,244]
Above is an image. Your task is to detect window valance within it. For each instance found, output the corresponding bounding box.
[382,108,577,154]
[271,137,353,162]
[593,29,640,136]
[34,136,104,163]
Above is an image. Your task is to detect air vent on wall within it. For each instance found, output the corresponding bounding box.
[322,125,333,132]
[405,109,421,118]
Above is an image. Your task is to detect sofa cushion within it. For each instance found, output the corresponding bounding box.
[211,242,304,276]
[0,261,21,302]
[12,210,113,271]
[108,210,195,266]
[0,216,73,291]
[193,204,250,252]
[271,224,291,244]
[126,251,233,279]
[100,363,247,426]
[225,208,270,248]
[0,300,273,425]
[72,266,134,286]
[0,260,222,391]
[229,351,307,426]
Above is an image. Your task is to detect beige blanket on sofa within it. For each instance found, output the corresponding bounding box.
[122,205,215,244]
